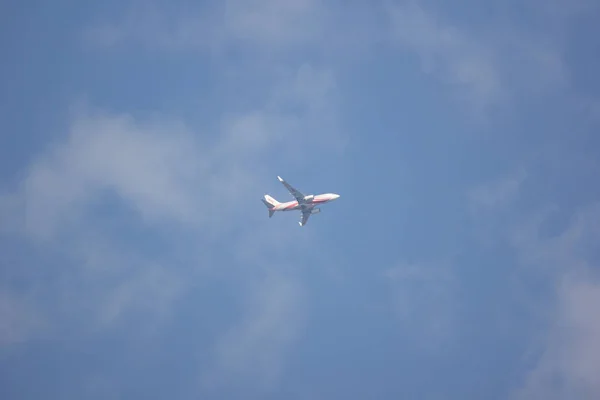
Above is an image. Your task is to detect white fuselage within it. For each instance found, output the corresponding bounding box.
[273,193,340,212]
[262,176,340,226]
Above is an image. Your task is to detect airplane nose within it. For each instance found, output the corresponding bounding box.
[333,194,340,200]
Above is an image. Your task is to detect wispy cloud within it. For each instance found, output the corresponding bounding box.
[0,289,43,346]
[506,202,600,399]
[223,0,328,47]
[467,170,528,245]
[466,164,600,400]
[203,271,307,393]
[6,0,599,398]
[384,261,458,349]
[83,2,217,51]
[469,170,527,211]
[0,57,342,396]
[83,0,384,64]
[6,111,208,239]
[84,0,329,52]
[2,61,340,240]
[385,0,579,118]
[514,273,600,400]
[387,1,504,114]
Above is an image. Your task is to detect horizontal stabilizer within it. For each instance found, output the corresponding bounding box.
[261,198,273,208]
[261,198,276,218]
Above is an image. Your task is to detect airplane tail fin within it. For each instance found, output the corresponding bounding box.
[262,195,280,218]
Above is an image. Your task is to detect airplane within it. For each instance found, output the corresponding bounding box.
[261,176,340,226]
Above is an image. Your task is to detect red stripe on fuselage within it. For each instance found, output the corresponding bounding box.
[280,201,298,210]
[275,196,332,211]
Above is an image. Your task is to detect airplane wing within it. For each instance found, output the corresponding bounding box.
[299,210,311,226]
[278,176,305,203]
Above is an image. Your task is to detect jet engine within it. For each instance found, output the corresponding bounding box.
[310,208,321,214]
[303,195,314,202]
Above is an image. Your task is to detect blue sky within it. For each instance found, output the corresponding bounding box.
[1,0,600,399]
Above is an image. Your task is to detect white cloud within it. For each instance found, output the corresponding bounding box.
[203,271,307,393]
[2,63,340,242]
[469,170,527,210]
[466,169,600,399]
[83,0,600,124]
[514,274,600,400]
[13,112,208,239]
[82,0,385,66]
[83,2,216,51]
[5,112,246,242]
[84,0,329,52]
[511,204,600,275]
[467,170,528,245]
[95,263,184,327]
[0,290,43,346]
[387,1,504,113]
[0,60,341,397]
[384,262,458,349]
[385,0,575,116]
[510,204,600,400]
[223,0,327,47]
